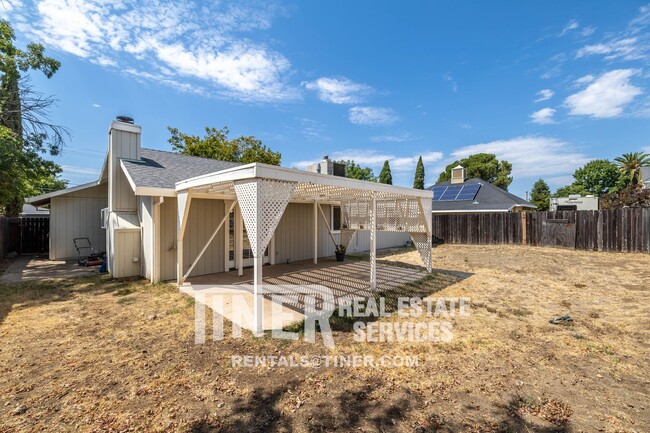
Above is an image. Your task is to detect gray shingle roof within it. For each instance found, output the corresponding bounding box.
[121,148,242,189]
[427,178,536,212]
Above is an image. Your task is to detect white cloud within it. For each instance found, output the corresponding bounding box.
[581,26,596,37]
[534,89,554,102]
[451,136,590,179]
[565,69,643,118]
[369,132,419,143]
[348,106,399,126]
[92,103,101,108]
[559,19,579,36]
[576,37,642,60]
[442,72,458,92]
[0,0,22,17]
[575,74,595,85]
[643,145,650,154]
[303,77,372,104]
[458,123,472,129]
[9,0,297,102]
[530,107,556,124]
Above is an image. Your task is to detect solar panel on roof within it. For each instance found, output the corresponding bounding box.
[431,186,448,200]
[439,185,463,200]
[431,183,481,201]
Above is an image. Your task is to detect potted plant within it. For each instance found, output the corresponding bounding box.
[335,244,346,262]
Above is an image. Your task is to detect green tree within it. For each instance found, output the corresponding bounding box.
[554,159,627,198]
[338,160,376,182]
[413,156,425,189]
[530,178,551,211]
[378,160,392,185]
[0,20,67,216]
[437,153,512,190]
[554,183,589,198]
[168,126,281,165]
[614,152,650,186]
[573,159,625,195]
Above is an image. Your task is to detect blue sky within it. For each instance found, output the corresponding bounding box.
[3,1,650,197]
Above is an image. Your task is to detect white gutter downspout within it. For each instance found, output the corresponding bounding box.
[152,196,164,283]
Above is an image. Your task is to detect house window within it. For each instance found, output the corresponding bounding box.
[332,205,341,232]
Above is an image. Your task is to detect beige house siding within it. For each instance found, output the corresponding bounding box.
[113,230,141,278]
[109,128,139,212]
[49,182,107,260]
[159,197,178,282]
[182,199,227,278]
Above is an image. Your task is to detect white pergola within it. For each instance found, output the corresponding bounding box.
[175,163,432,334]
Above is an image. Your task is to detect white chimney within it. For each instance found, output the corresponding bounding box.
[450,165,466,184]
[108,116,141,212]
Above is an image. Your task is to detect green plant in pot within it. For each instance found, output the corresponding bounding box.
[335,244,346,262]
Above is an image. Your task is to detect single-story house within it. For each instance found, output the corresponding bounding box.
[427,165,536,213]
[28,118,433,331]
[21,204,50,217]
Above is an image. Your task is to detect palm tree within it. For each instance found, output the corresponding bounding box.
[614,152,650,186]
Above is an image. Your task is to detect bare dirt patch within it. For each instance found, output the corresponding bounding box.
[1,245,649,432]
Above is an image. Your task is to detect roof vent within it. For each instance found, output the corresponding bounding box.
[116,115,134,124]
[451,165,466,185]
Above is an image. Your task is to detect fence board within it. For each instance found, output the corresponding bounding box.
[431,209,650,253]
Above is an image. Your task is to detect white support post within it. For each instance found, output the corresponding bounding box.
[236,206,244,276]
[370,194,377,291]
[224,200,232,272]
[313,200,318,264]
[177,190,192,285]
[253,255,264,336]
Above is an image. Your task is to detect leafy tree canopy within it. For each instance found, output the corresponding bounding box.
[337,160,376,182]
[379,160,392,185]
[600,185,650,209]
[168,126,281,165]
[530,178,551,211]
[555,159,626,197]
[0,19,67,216]
[437,153,512,190]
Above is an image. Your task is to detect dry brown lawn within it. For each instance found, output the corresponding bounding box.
[1,244,649,432]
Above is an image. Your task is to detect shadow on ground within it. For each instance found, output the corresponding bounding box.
[189,384,573,433]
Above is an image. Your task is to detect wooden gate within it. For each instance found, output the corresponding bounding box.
[21,217,50,253]
[541,219,576,248]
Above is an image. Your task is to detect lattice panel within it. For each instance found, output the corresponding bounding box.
[419,197,432,235]
[375,199,427,232]
[410,231,432,273]
[292,182,419,201]
[341,200,371,230]
[234,179,296,257]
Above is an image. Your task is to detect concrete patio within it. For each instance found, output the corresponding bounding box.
[181,257,427,331]
[0,255,98,284]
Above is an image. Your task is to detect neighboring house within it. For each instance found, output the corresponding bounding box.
[427,166,536,213]
[28,118,427,288]
[641,166,650,189]
[21,204,50,217]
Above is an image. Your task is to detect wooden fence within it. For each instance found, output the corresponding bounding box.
[431,209,650,253]
[0,216,49,257]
